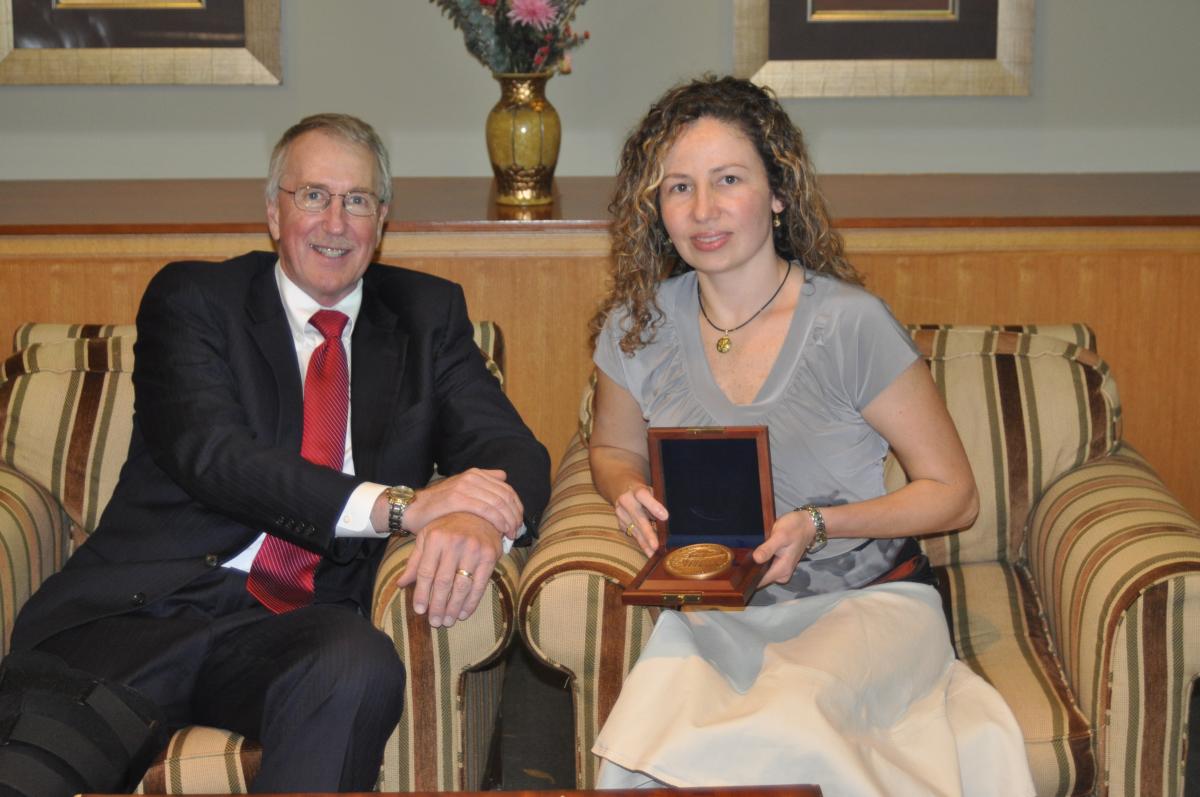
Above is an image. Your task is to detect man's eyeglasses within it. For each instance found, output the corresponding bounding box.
[279,185,382,217]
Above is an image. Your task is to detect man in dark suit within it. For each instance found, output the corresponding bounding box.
[1,114,550,793]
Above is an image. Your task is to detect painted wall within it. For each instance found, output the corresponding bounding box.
[1,0,1197,180]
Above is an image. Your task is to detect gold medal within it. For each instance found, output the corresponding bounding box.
[715,335,732,354]
[663,543,734,580]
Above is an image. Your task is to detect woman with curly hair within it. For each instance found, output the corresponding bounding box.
[587,75,1033,795]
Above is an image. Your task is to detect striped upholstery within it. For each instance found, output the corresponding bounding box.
[905,326,1120,565]
[133,726,261,794]
[518,323,1200,797]
[1029,448,1200,796]
[372,539,527,791]
[518,432,654,788]
[13,322,131,349]
[0,334,134,537]
[0,465,67,653]
[0,320,516,793]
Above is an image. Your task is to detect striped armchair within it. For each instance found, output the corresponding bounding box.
[0,321,522,793]
[516,324,1200,797]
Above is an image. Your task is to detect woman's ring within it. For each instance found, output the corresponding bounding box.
[625,521,636,536]
[456,568,473,580]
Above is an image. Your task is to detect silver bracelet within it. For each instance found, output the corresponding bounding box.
[798,504,827,554]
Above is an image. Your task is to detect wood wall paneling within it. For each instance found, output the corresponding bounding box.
[847,228,1200,516]
[0,230,613,473]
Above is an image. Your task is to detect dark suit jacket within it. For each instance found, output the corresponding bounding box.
[11,251,550,651]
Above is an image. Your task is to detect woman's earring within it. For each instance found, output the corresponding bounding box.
[773,212,782,229]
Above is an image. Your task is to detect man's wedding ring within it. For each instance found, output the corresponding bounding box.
[456,568,473,579]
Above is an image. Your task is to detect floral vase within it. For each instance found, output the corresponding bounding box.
[485,72,560,206]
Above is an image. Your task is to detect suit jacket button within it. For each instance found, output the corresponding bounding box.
[131,592,146,606]
[204,554,220,567]
[304,524,316,535]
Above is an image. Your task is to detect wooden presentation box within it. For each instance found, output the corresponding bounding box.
[623,426,774,608]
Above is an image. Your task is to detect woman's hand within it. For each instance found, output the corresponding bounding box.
[752,509,816,586]
[612,482,668,557]
[588,370,671,558]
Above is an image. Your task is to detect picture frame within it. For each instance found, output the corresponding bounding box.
[0,0,280,85]
[733,0,1034,97]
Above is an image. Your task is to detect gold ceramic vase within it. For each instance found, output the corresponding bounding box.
[485,72,560,206]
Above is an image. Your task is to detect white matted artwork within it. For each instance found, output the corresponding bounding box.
[733,0,1033,97]
[0,0,279,84]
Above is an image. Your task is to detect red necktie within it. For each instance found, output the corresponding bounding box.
[247,309,350,613]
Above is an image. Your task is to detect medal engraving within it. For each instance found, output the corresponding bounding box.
[663,543,734,580]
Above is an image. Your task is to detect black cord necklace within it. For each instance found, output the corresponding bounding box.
[697,261,792,354]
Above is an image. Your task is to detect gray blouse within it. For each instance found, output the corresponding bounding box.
[594,267,921,599]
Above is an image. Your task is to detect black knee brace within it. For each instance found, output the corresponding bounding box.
[0,651,164,797]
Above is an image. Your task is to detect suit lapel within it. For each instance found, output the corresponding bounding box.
[245,263,304,451]
[350,278,408,481]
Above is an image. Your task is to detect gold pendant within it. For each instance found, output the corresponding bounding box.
[715,335,732,354]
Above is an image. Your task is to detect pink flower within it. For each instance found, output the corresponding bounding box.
[507,0,557,30]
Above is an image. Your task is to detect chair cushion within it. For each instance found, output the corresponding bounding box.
[0,337,135,536]
[939,560,1094,797]
[902,327,1120,566]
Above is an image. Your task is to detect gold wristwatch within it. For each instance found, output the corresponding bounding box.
[799,504,827,554]
[386,485,417,536]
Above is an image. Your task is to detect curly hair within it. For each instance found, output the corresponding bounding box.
[590,75,863,355]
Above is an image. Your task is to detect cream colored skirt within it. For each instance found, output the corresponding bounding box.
[594,582,1034,797]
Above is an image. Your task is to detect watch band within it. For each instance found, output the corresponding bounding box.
[386,485,417,536]
[799,504,827,554]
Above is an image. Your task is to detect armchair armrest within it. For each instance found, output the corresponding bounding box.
[370,532,525,791]
[0,465,69,657]
[1027,444,1200,795]
[515,432,655,789]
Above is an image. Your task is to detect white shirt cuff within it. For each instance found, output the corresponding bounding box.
[501,523,527,554]
[337,482,390,537]
[336,482,529,551]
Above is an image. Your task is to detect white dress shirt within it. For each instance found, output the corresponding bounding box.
[224,265,389,572]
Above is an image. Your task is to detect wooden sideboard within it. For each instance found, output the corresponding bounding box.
[2,174,1198,518]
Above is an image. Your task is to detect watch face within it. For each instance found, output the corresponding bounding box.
[390,486,416,505]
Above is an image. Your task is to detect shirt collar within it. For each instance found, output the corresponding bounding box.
[274,262,363,340]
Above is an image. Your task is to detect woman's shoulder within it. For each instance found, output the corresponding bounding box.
[657,270,697,311]
[810,269,896,322]
[811,268,876,302]
[600,272,694,332]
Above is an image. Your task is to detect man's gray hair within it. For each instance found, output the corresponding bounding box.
[265,113,393,205]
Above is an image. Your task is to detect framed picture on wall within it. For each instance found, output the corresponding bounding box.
[734,0,1033,97]
[0,0,280,84]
